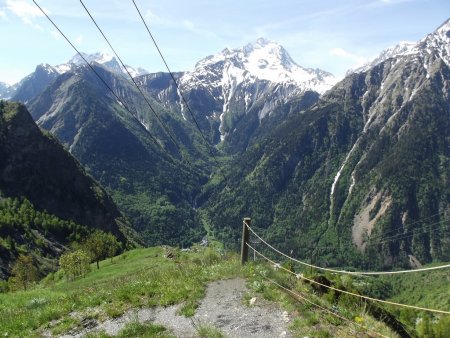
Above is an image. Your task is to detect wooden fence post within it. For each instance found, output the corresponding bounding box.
[241,217,251,265]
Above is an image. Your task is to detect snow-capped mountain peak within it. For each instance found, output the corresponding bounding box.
[187,38,336,94]
[68,52,114,66]
[434,18,450,41]
[353,41,416,73]
[37,63,60,75]
[419,18,450,66]
[241,38,298,76]
[171,39,337,142]
[55,52,149,78]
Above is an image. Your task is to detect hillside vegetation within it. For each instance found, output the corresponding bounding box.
[0,101,132,278]
[2,244,447,337]
[0,246,242,337]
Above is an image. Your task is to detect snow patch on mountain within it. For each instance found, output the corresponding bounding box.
[354,41,416,73]
[38,63,60,76]
[423,18,450,67]
[69,52,114,66]
[54,63,74,74]
[177,38,337,141]
[57,52,148,78]
[181,38,336,94]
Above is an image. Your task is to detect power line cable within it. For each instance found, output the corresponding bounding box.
[248,243,450,315]
[33,0,198,192]
[131,0,230,183]
[32,0,163,150]
[246,223,450,275]
[79,0,189,164]
[255,214,449,250]
[375,221,449,245]
[363,212,449,242]
[261,218,449,253]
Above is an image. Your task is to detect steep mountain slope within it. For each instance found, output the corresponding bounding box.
[11,52,148,105]
[203,20,450,270]
[137,39,336,153]
[12,64,60,104]
[26,64,207,247]
[0,101,130,278]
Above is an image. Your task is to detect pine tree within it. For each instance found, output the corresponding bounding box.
[11,254,37,290]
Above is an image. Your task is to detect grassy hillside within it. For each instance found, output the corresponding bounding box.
[381,265,450,336]
[0,246,241,337]
[0,245,419,337]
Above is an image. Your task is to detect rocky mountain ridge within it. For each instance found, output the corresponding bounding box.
[137,39,335,149]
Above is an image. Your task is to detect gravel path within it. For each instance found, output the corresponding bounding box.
[192,278,291,337]
[59,278,292,337]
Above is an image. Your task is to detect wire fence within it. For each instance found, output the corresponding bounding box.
[246,241,450,315]
[246,223,450,275]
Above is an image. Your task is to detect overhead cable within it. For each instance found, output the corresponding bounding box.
[366,211,448,240]
[32,0,162,149]
[79,0,189,163]
[131,0,230,183]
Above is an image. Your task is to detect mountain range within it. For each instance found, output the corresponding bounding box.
[2,19,449,272]
[203,19,450,269]
[137,38,336,150]
[5,38,336,249]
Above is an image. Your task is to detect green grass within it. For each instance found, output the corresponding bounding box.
[0,246,243,337]
[243,259,450,338]
[2,245,445,337]
[115,321,174,338]
[192,320,225,338]
[244,262,401,338]
[383,264,450,311]
[380,264,450,336]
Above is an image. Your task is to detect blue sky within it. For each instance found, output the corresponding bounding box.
[0,0,449,84]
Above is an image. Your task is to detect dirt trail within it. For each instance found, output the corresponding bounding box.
[60,278,292,337]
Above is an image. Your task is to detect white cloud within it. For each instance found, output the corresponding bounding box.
[0,10,6,18]
[51,30,60,40]
[5,0,46,26]
[182,20,195,30]
[366,0,413,8]
[329,47,368,68]
[143,8,217,40]
[329,47,367,62]
[75,35,83,45]
[144,9,165,25]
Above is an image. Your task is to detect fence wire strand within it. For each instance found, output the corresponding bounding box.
[246,224,450,275]
[246,243,450,315]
